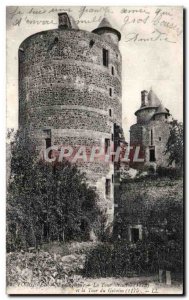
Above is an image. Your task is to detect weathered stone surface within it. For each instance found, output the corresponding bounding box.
[18,15,122,227]
[130,89,171,168]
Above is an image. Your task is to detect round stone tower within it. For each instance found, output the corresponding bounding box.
[130,89,171,169]
[18,13,122,228]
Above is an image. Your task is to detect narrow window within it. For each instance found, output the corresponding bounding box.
[150,129,153,145]
[43,130,52,156]
[149,148,155,162]
[112,174,114,183]
[111,66,114,75]
[109,108,112,117]
[131,228,139,243]
[105,138,110,154]
[111,133,114,141]
[165,115,168,119]
[103,48,109,67]
[109,88,112,97]
[45,138,51,149]
[159,137,161,141]
[89,40,95,47]
[45,137,52,159]
[105,179,111,196]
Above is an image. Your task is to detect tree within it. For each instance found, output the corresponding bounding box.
[7,130,100,251]
[165,119,183,169]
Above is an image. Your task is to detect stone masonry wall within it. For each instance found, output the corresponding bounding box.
[144,121,171,167]
[136,107,157,124]
[130,120,171,167]
[117,177,183,240]
[19,27,122,226]
[130,124,143,145]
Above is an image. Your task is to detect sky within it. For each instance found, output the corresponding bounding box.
[6,6,183,141]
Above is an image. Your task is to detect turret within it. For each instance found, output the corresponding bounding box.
[18,13,122,234]
[92,17,121,45]
[130,88,172,169]
[135,89,162,124]
[153,103,170,121]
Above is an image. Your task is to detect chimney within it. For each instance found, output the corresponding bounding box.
[141,90,148,107]
[58,13,71,29]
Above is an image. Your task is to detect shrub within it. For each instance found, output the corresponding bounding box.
[83,241,160,278]
[156,166,182,178]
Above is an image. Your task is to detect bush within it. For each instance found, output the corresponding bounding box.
[156,166,182,178]
[7,250,86,287]
[83,241,160,278]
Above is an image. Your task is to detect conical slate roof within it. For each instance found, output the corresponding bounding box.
[96,17,114,30]
[135,88,170,116]
[69,15,79,29]
[154,103,169,115]
[148,89,161,107]
[92,17,121,41]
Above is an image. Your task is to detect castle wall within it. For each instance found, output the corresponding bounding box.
[130,124,143,145]
[116,177,183,241]
[144,121,170,167]
[130,120,170,168]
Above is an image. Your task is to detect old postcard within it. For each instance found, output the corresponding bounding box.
[6,6,184,295]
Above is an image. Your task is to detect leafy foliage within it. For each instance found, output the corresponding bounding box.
[111,177,183,276]
[7,130,100,251]
[7,250,86,287]
[84,241,161,278]
[165,119,183,168]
